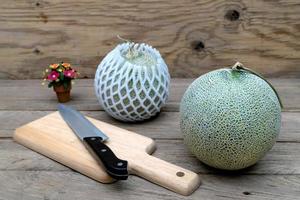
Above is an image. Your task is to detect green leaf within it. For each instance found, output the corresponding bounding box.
[63,81,68,89]
[60,72,64,81]
[48,82,53,88]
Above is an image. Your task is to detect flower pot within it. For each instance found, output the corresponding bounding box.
[53,83,72,103]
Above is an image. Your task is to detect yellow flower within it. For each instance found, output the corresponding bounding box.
[49,64,59,69]
[62,63,71,68]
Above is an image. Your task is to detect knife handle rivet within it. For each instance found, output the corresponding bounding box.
[91,137,96,141]
[101,149,107,152]
[117,162,124,167]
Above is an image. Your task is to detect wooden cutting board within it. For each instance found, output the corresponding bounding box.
[13,112,200,196]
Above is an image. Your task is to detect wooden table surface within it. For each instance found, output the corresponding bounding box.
[0,78,299,200]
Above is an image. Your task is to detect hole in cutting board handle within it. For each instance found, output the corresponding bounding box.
[176,171,185,177]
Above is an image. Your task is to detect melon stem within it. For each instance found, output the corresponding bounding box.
[231,62,283,108]
[117,35,136,59]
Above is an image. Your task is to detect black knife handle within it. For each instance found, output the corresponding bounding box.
[83,136,128,180]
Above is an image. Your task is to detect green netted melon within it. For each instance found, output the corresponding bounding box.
[180,62,282,170]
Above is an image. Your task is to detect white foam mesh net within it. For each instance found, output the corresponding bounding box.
[94,43,170,122]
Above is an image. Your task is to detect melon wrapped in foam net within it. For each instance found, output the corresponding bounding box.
[94,42,170,122]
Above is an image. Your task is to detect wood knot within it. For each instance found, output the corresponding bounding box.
[33,48,41,54]
[243,191,251,195]
[39,12,48,23]
[225,10,240,21]
[35,2,40,7]
[192,41,205,51]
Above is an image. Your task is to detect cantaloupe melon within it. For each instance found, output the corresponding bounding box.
[94,42,170,122]
[180,62,282,170]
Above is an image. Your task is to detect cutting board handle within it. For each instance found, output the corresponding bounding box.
[128,153,201,196]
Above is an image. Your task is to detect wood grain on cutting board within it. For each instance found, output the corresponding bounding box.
[13,112,201,196]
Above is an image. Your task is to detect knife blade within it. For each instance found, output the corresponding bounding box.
[58,104,128,180]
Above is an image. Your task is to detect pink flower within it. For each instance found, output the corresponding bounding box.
[47,71,59,81]
[64,69,76,78]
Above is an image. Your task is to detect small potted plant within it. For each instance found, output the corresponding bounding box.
[43,62,78,103]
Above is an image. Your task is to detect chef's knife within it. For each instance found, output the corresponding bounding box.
[58,104,128,180]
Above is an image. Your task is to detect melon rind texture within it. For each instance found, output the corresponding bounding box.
[180,68,281,170]
[94,43,170,122]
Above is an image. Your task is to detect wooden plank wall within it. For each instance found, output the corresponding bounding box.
[0,0,300,79]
